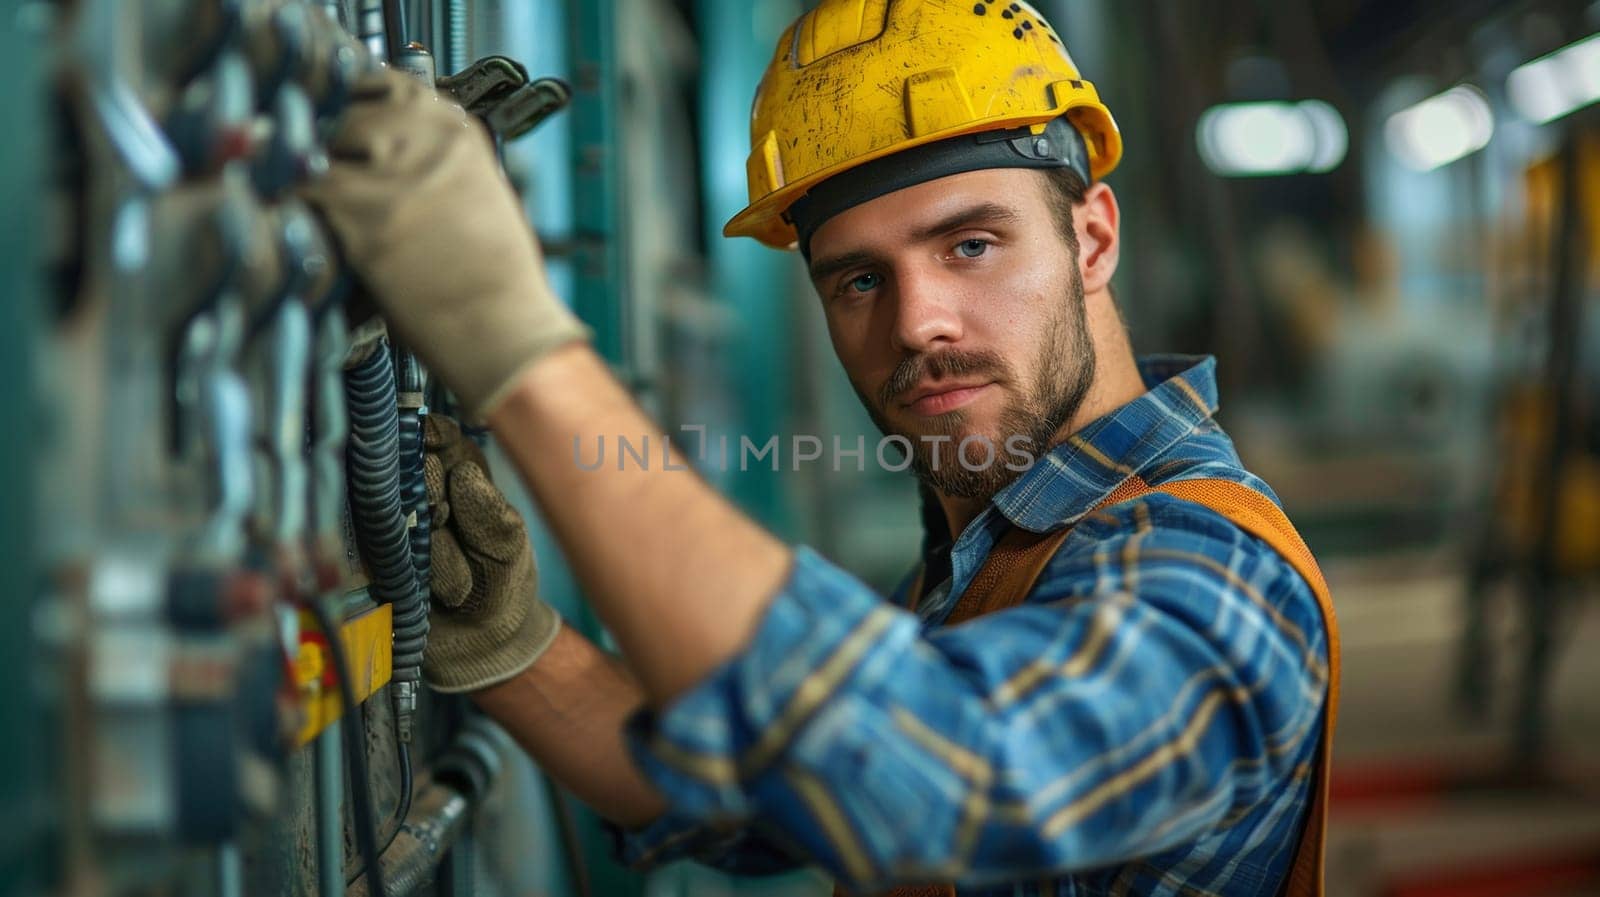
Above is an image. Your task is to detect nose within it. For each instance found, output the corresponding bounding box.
[889,264,964,355]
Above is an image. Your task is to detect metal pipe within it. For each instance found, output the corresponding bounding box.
[315,720,346,897]
[391,42,436,84]
[345,717,510,897]
[345,781,471,897]
[355,0,389,62]
[382,0,407,63]
[445,0,471,76]
[218,842,244,897]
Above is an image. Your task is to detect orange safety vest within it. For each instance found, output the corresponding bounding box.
[841,477,1340,897]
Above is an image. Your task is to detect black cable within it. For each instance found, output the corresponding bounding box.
[394,350,427,830]
[394,742,414,825]
[382,0,407,65]
[342,745,410,888]
[309,600,390,897]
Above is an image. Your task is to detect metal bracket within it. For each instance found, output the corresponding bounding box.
[293,603,395,747]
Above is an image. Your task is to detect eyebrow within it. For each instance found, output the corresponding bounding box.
[909,201,1022,243]
[807,249,878,285]
[807,201,1023,284]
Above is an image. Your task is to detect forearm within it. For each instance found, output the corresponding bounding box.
[470,624,666,827]
[486,344,792,705]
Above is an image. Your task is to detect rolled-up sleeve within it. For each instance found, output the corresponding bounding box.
[615,498,1329,893]
[611,547,904,873]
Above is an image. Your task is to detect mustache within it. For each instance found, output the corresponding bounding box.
[879,349,1011,409]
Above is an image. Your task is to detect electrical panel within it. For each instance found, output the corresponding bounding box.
[33,2,566,894]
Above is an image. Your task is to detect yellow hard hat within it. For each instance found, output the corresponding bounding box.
[724,0,1123,250]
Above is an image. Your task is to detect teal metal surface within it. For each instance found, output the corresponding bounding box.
[697,0,802,536]
[568,0,629,370]
[0,5,48,896]
[552,0,622,647]
[554,2,647,894]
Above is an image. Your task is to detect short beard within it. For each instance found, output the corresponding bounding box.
[856,267,1097,501]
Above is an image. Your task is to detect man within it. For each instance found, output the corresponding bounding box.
[306,1,1338,894]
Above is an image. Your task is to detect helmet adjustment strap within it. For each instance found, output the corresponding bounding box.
[787,116,1092,255]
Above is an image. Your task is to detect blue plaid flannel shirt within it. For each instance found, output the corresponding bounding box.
[611,356,1331,896]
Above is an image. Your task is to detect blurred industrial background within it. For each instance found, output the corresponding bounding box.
[3,0,1599,896]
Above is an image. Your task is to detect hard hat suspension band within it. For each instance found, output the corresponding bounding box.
[786,116,1092,256]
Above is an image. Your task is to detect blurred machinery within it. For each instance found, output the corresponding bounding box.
[9,2,577,896]
[1456,133,1600,765]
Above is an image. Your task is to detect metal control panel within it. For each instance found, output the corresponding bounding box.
[27,2,563,895]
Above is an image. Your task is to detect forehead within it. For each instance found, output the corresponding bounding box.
[806,168,1052,258]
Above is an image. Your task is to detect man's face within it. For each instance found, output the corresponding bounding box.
[807,168,1096,499]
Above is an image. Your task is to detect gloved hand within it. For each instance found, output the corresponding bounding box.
[422,414,561,692]
[301,67,590,419]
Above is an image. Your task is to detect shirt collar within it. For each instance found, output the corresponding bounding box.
[990,354,1221,532]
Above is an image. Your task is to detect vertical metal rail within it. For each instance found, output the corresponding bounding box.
[0,5,46,896]
[567,0,629,371]
[356,0,406,62]
[558,0,623,645]
[381,0,407,61]
[315,721,346,897]
[1518,135,1590,765]
[557,5,645,896]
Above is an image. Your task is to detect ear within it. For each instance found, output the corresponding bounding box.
[1074,182,1120,294]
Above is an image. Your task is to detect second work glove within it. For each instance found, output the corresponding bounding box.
[301,68,591,419]
[422,414,561,692]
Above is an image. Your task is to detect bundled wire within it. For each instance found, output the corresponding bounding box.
[394,348,431,707]
[344,343,429,714]
[344,342,426,840]
[394,347,430,824]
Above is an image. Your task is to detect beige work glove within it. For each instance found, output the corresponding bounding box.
[422,414,561,692]
[301,67,591,419]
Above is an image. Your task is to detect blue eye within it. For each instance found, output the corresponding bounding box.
[848,272,882,294]
[957,239,989,259]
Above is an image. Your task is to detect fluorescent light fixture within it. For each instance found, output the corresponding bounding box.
[1299,100,1349,173]
[1508,33,1600,124]
[1196,100,1349,177]
[1384,85,1494,171]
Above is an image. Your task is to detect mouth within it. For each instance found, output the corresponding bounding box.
[901,381,995,416]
